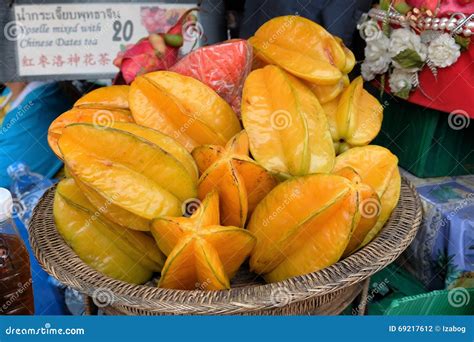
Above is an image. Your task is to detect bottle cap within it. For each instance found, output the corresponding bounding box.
[0,188,13,221]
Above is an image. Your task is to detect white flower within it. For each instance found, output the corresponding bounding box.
[360,56,391,81]
[361,62,376,81]
[370,55,391,74]
[361,34,391,81]
[358,20,383,42]
[427,33,461,68]
[389,29,426,58]
[365,34,390,60]
[389,69,415,93]
[388,29,428,71]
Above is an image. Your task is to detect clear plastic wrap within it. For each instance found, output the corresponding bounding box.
[170,39,253,116]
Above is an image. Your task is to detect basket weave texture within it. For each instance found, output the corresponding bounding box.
[29,178,422,315]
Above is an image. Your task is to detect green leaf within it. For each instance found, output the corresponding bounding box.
[394,2,412,14]
[379,0,390,10]
[393,49,425,69]
[380,0,411,14]
[164,34,184,48]
[454,35,470,52]
[394,87,411,100]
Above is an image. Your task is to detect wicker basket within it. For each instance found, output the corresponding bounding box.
[29,178,422,315]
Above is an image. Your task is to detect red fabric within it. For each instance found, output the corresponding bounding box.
[406,43,474,118]
[378,44,474,118]
[378,1,474,117]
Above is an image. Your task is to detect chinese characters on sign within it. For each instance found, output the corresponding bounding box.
[22,53,111,69]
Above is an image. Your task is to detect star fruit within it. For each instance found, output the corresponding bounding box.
[334,145,401,247]
[248,174,359,283]
[58,123,197,231]
[242,65,335,177]
[334,167,381,256]
[151,191,256,290]
[249,16,355,85]
[129,71,241,152]
[192,130,277,227]
[54,178,165,284]
[48,85,133,158]
[322,76,383,154]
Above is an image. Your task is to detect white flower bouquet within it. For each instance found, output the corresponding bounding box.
[358,6,470,99]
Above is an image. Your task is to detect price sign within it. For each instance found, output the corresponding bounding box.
[11,3,198,78]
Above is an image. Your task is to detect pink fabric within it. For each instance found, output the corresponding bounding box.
[406,0,474,15]
[439,0,474,15]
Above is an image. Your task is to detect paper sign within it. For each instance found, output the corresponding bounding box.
[12,3,199,77]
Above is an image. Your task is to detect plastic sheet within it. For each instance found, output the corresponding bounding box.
[170,39,253,116]
[400,168,474,290]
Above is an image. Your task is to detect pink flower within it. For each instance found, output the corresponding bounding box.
[141,7,184,33]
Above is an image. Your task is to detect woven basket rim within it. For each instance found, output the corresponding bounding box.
[29,177,422,315]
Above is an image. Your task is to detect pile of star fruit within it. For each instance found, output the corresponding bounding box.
[47,16,400,290]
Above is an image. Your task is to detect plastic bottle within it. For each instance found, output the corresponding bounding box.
[0,188,35,315]
[7,162,54,226]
